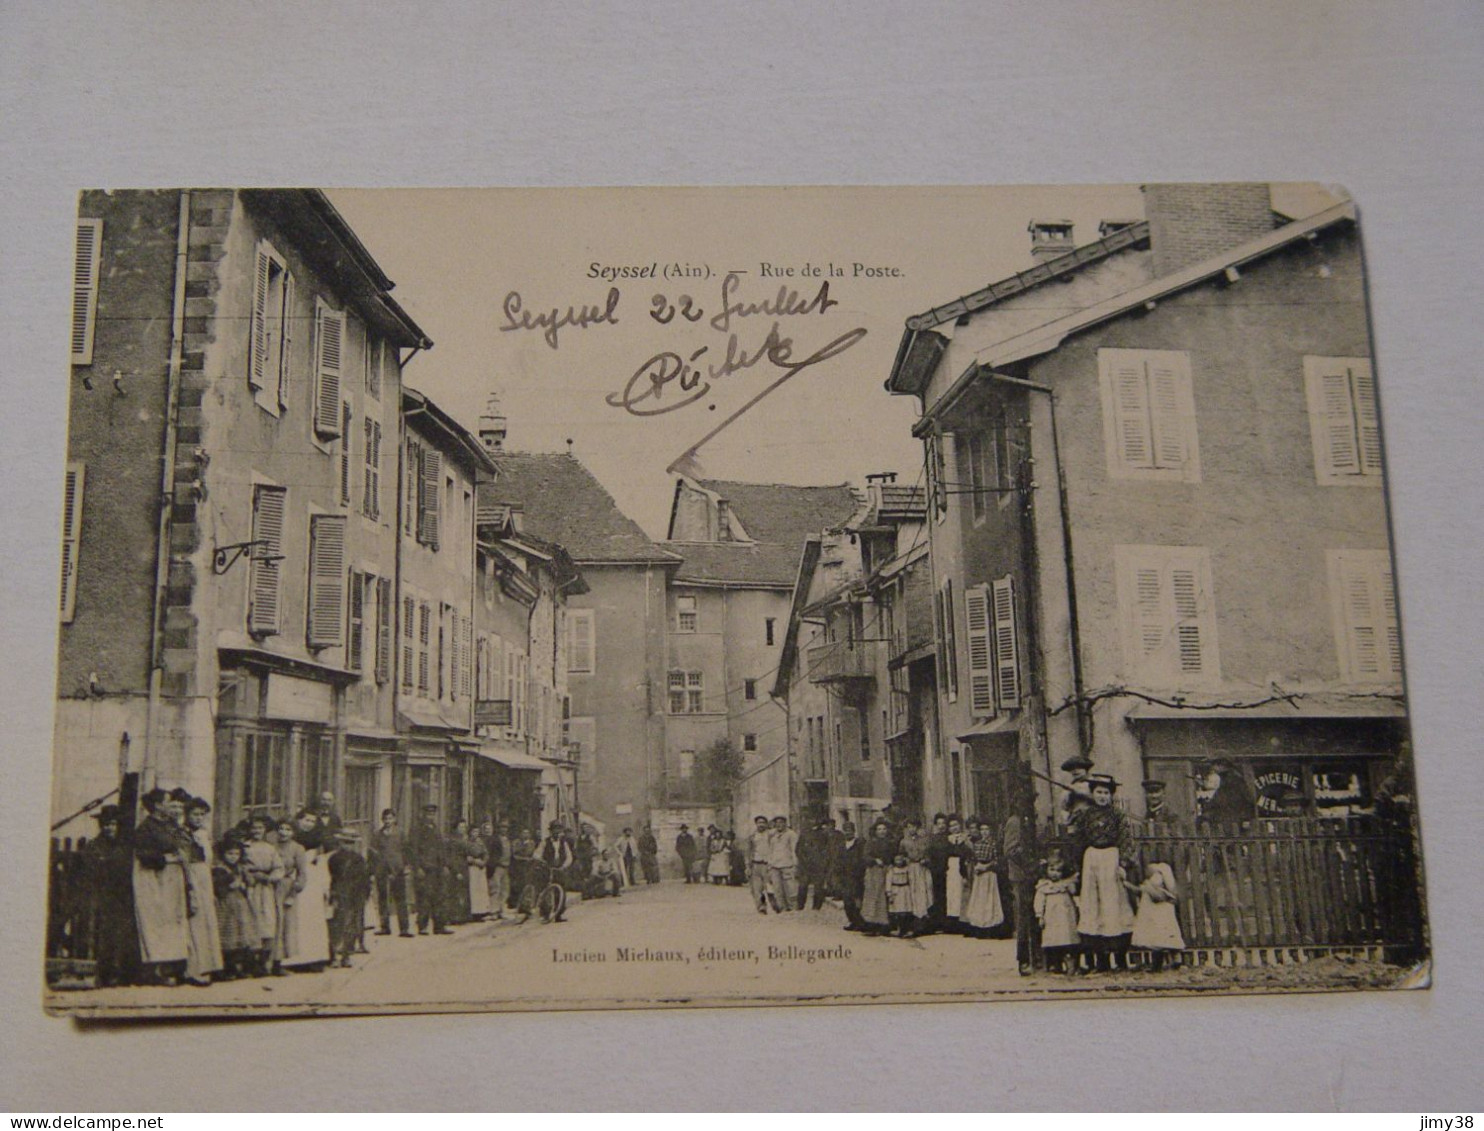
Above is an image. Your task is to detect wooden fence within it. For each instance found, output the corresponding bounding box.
[47,836,99,980]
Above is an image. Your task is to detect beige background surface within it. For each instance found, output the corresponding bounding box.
[2,0,1481,1111]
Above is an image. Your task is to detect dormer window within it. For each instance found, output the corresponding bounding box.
[717,499,732,541]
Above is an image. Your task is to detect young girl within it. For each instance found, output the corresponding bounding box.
[886,852,915,937]
[1034,852,1081,975]
[213,839,259,980]
[1130,861,1185,971]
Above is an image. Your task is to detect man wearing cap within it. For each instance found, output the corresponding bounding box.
[82,803,138,987]
[328,829,372,966]
[407,802,453,935]
[1141,780,1186,834]
[369,809,413,937]
[674,824,697,883]
[1068,773,1137,972]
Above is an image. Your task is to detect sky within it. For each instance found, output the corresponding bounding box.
[331,185,1183,538]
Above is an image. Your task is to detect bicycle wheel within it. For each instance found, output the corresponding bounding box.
[538,882,565,923]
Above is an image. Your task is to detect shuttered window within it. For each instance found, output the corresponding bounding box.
[461,614,473,699]
[419,448,442,548]
[375,576,392,684]
[362,418,382,519]
[1305,356,1381,485]
[1116,545,1219,686]
[366,336,382,399]
[964,584,994,716]
[247,485,287,636]
[340,403,353,505]
[991,575,1022,710]
[417,601,431,694]
[938,578,959,702]
[60,462,85,622]
[404,439,420,537]
[313,300,345,438]
[347,570,366,672]
[401,595,415,691]
[306,514,347,649]
[1099,348,1200,482]
[249,243,292,412]
[1329,549,1401,684]
[568,609,595,673]
[72,220,102,365]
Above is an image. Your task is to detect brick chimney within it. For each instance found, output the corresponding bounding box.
[1028,219,1075,265]
[1142,183,1275,277]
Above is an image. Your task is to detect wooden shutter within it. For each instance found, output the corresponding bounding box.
[943,579,958,700]
[991,575,1021,709]
[60,462,85,622]
[417,601,431,692]
[1351,361,1382,473]
[462,614,473,699]
[419,448,442,548]
[1107,353,1154,468]
[363,417,379,518]
[340,404,353,505]
[375,576,392,683]
[313,301,344,437]
[963,584,995,716]
[248,485,287,636]
[249,246,270,390]
[1147,354,1191,468]
[1336,550,1400,682]
[1169,562,1207,676]
[401,594,415,690]
[72,220,102,365]
[306,514,347,648]
[569,610,594,673]
[347,570,365,672]
[1132,562,1167,663]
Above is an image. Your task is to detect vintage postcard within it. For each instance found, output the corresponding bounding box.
[44,184,1428,1018]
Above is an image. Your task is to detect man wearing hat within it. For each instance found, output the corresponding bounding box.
[82,803,138,987]
[1141,779,1186,834]
[1067,773,1137,973]
[674,824,697,883]
[369,808,413,937]
[1199,758,1254,826]
[407,802,453,935]
[327,828,372,966]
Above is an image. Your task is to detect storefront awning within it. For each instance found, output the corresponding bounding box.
[397,699,470,732]
[475,746,551,773]
[956,715,1019,741]
[1124,696,1406,721]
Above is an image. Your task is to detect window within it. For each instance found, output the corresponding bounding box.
[249,243,292,414]
[1305,356,1381,485]
[668,670,705,713]
[668,671,685,714]
[419,448,442,548]
[374,576,392,684]
[765,617,776,646]
[313,299,345,439]
[300,733,335,803]
[347,570,367,672]
[404,439,420,537]
[744,733,758,752]
[965,576,1022,716]
[1098,348,1200,481]
[366,337,382,399]
[417,601,431,694]
[401,595,415,691]
[568,609,595,673]
[859,714,870,762]
[247,485,287,637]
[72,219,102,365]
[936,578,959,702]
[676,595,698,633]
[461,612,473,700]
[967,433,987,522]
[362,417,382,519]
[1116,545,1219,686]
[241,731,288,813]
[717,500,732,541]
[60,462,85,623]
[1328,549,1401,684]
[744,678,756,701]
[569,717,597,777]
[306,514,347,649]
[437,603,448,699]
[677,749,695,780]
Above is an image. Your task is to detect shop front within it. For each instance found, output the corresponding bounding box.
[470,745,547,833]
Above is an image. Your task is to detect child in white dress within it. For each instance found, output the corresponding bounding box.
[1130,861,1184,971]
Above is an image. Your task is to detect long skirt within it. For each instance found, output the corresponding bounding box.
[487,865,510,911]
[708,849,730,879]
[944,863,966,921]
[1132,897,1184,950]
[183,861,223,978]
[217,890,259,953]
[860,863,890,926]
[1077,846,1135,937]
[964,867,1005,929]
[905,862,933,919]
[282,855,331,966]
[469,865,492,916]
[132,860,189,963]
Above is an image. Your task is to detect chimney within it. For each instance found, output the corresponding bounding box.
[478,393,507,454]
[1028,220,1075,265]
[1098,218,1139,239]
[1142,183,1276,277]
[865,471,897,512]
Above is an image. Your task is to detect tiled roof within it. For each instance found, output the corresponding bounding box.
[666,541,803,588]
[479,452,678,565]
[860,484,927,526]
[694,479,860,544]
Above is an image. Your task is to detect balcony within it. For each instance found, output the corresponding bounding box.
[806,639,880,685]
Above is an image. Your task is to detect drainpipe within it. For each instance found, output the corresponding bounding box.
[142,190,192,810]
[980,370,1091,765]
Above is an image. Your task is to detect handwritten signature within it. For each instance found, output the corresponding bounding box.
[500,287,621,350]
[606,321,867,417]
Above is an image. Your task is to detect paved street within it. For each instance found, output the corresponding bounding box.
[51,879,1028,1016]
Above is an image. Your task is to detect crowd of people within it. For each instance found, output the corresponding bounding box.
[68,787,675,990]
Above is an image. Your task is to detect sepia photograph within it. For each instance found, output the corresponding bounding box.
[43,182,1428,1019]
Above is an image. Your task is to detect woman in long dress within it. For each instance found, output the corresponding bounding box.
[962,818,1005,937]
[1069,773,1137,972]
[942,816,970,933]
[240,813,283,974]
[898,819,934,935]
[464,820,491,919]
[858,819,894,935]
[707,829,731,884]
[278,814,331,971]
[181,797,223,984]
[130,788,191,985]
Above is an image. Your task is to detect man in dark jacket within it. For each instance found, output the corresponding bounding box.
[82,804,139,987]
[674,825,697,883]
[368,808,412,937]
[637,824,660,884]
[327,830,372,966]
[794,818,829,911]
[407,803,452,935]
[838,821,868,931]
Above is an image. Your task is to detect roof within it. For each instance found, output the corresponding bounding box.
[479,452,678,565]
[402,387,498,476]
[857,483,927,527]
[240,189,433,350]
[692,479,860,544]
[666,541,804,588]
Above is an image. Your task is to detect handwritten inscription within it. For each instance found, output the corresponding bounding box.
[500,286,621,350]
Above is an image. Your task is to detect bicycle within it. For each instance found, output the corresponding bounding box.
[516,861,568,924]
